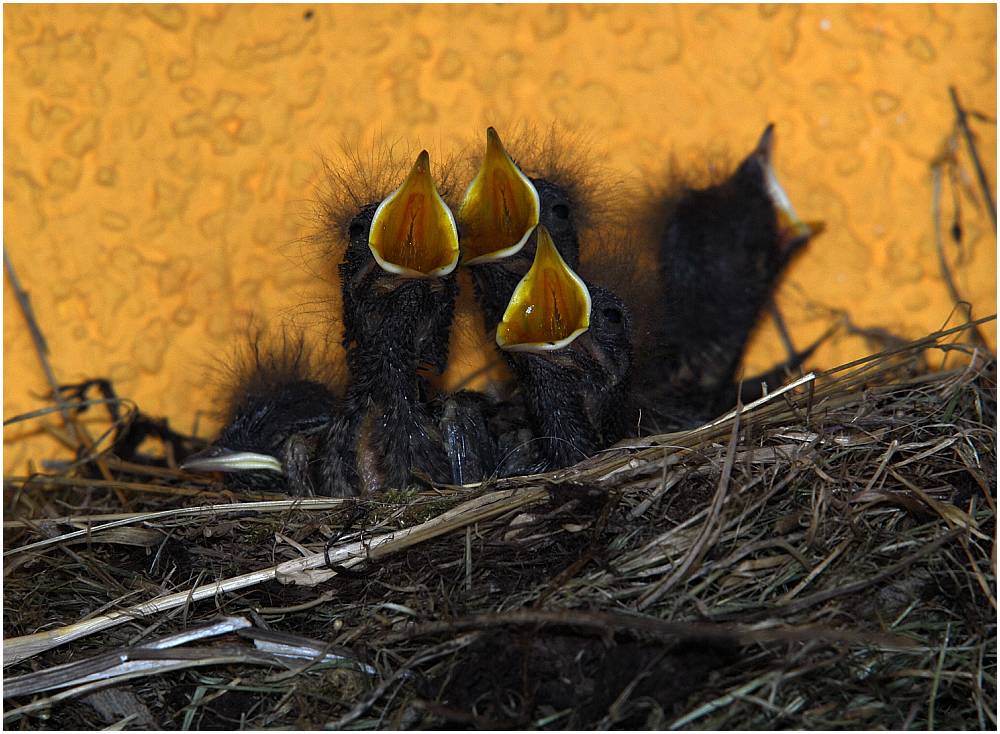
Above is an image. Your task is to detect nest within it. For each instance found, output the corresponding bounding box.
[3,323,996,730]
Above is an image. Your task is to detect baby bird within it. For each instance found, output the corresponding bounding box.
[496,225,635,470]
[641,123,824,426]
[325,150,461,493]
[458,128,586,334]
[181,335,340,495]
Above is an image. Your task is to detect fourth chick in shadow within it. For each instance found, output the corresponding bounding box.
[639,123,825,428]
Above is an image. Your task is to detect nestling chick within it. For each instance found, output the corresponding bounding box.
[325,150,461,493]
[641,123,824,426]
[181,334,340,495]
[496,225,635,470]
[458,127,590,334]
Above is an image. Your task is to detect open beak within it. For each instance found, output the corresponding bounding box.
[458,127,541,264]
[753,124,826,253]
[496,225,591,353]
[180,445,284,475]
[369,150,460,278]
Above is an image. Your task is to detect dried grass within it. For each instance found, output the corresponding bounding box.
[3,319,995,729]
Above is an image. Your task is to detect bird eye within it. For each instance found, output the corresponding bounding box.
[348,220,366,240]
[602,307,623,324]
[551,203,570,220]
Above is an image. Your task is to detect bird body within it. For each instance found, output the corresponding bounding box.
[638,124,823,428]
[187,124,823,495]
[330,151,461,493]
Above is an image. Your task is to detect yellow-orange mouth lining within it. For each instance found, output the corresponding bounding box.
[368,150,460,278]
[496,225,592,353]
[458,127,541,265]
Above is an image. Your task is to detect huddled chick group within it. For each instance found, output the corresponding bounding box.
[182,126,823,496]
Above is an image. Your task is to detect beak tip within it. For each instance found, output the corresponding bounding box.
[755,123,776,162]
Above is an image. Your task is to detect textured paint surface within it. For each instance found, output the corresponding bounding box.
[4,4,996,472]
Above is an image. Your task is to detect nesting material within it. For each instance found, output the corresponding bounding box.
[3,325,996,730]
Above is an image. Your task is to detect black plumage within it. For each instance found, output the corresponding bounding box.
[322,150,461,493]
[640,124,823,426]
[181,335,340,495]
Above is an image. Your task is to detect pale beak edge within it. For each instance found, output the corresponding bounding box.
[181,447,284,475]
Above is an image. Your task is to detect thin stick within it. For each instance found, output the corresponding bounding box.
[4,246,117,487]
[3,498,350,558]
[949,86,997,228]
[769,300,798,365]
[3,246,71,427]
[384,609,914,649]
[773,529,961,617]
[638,399,741,609]
[931,163,990,350]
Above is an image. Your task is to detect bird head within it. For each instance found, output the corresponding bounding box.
[364,150,460,279]
[497,225,633,432]
[336,149,461,376]
[182,335,339,493]
[733,123,825,261]
[458,127,540,265]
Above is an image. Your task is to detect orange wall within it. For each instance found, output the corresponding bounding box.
[4,4,996,472]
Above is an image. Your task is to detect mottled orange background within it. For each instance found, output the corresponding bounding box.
[4,4,996,473]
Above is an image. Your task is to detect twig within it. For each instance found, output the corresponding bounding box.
[3,617,252,698]
[949,86,997,228]
[638,397,742,609]
[383,609,914,649]
[3,498,351,559]
[327,634,478,729]
[769,299,798,365]
[3,246,73,432]
[3,248,115,489]
[757,529,961,619]
[3,650,294,722]
[931,162,990,349]
[927,622,952,729]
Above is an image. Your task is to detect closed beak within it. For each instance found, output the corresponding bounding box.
[753,124,825,253]
[181,445,284,475]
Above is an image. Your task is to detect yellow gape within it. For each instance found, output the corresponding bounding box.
[496,225,592,353]
[368,150,460,278]
[458,127,541,264]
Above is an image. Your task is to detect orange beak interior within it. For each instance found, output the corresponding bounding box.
[496,225,592,353]
[368,150,460,278]
[458,127,541,264]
